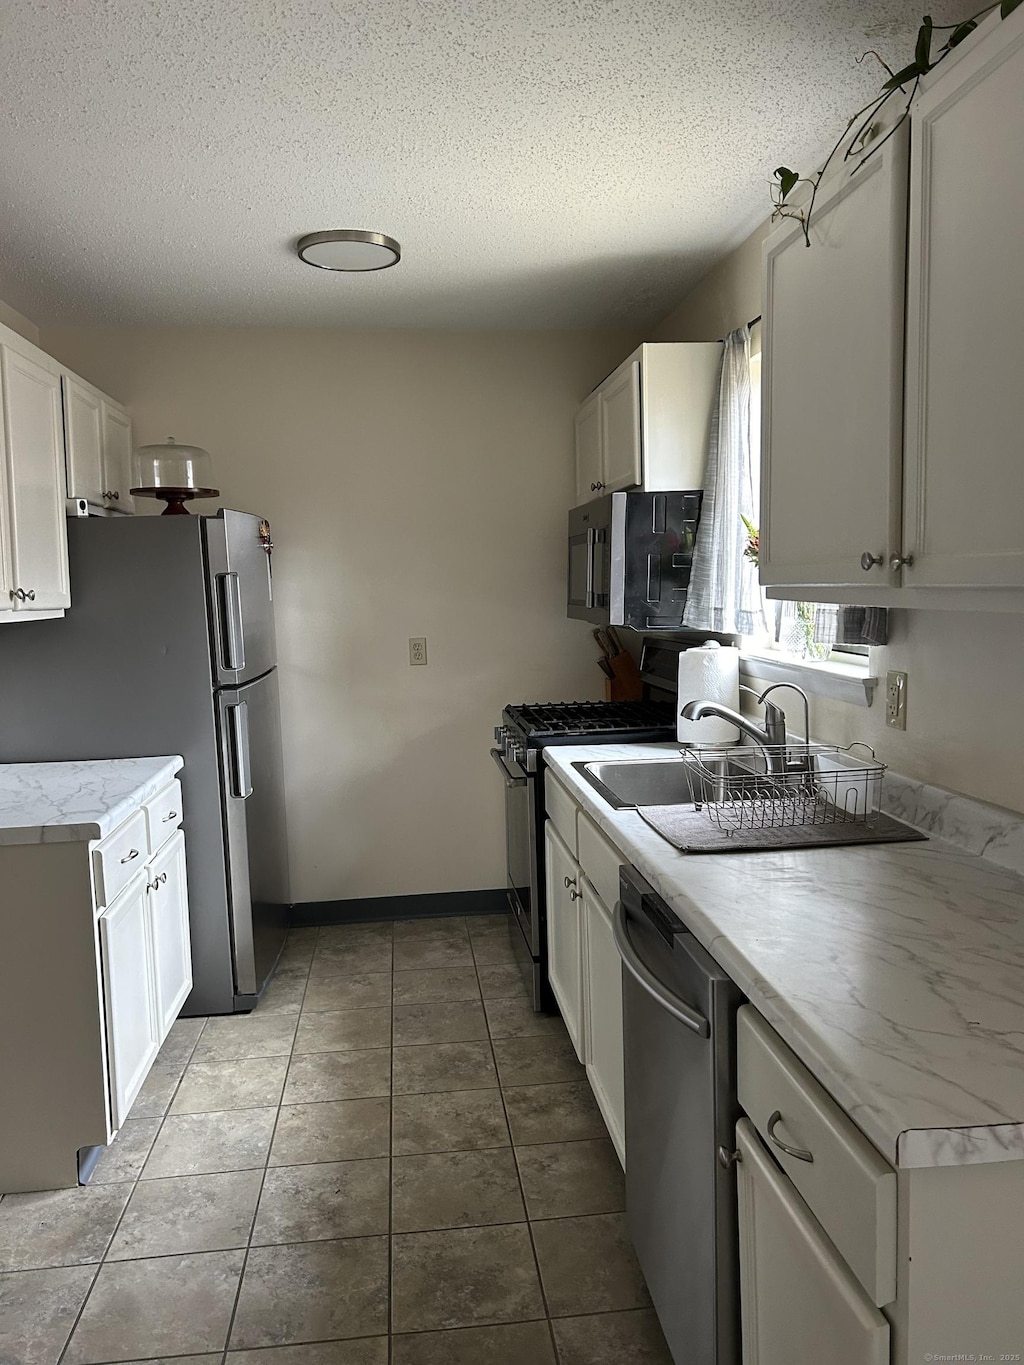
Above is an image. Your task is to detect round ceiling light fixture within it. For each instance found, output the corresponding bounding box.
[296,229,401,272]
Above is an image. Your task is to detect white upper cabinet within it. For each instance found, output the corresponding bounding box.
[1,344,70,614]
[761,120,907,590]
[101,400,135,513]
[573,342,721,506]
[64,371,135,514]
[902,6,1024,588]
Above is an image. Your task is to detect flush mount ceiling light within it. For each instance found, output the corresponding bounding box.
[296,229,401,272]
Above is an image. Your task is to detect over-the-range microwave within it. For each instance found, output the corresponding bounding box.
[567,489,703,630]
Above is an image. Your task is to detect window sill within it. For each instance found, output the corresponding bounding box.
[739,651,878,708]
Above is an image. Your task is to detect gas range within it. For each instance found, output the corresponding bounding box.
[496,699,676,773]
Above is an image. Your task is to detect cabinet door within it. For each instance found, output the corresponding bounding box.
[575,390,603,503]
[736,1119,889,1365]
[599,358,642,493]
[582,877,625,1165]
[760,122,907,589]
[1,345,70,611]
[902,8,1024,587]
[62,376,104,509]
[100,876,160,1130]
[147,829,193,1043]
[544,821,586,1062]
[101,400,135,513]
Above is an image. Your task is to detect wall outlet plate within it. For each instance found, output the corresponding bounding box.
[409,637,427,666]
[886,670,907,729]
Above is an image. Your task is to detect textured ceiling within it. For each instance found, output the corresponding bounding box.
[0,0,928,329]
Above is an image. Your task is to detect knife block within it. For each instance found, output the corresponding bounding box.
[603,650,644,702]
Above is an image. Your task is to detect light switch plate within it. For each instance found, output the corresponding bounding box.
[886,670,907,729]
[409,637,427,666]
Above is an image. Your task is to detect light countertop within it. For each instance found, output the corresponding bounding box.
[544,741,1024,1170]
[0,757,184,846]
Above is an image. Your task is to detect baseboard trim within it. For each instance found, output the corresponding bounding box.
[290,888,509,928]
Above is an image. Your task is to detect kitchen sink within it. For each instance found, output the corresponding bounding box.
[573,754,755,809]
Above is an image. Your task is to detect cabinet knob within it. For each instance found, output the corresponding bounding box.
[10,587,35,602]
[568,887,582,901]
[889,552,915,571]
[563,876,576,889]
[859,552,884,571]
[103,490,120,501]
[590,481,605,492]
[717,1145,742,1169]
[24,589,35,602]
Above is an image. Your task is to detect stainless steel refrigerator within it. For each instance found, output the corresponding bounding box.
[0,510,290,1014]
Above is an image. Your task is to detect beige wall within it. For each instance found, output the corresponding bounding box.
[40,325,639,903]
[0,293,39,347]
[654,231,1024,815]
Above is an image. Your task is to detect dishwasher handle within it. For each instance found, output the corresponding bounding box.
[613,902,710,1038]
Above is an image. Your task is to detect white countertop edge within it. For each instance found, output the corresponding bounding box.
[0,756,184,845]
[897,1122,1024,1169]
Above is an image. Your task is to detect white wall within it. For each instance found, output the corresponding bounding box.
[40,325,639,903]
[655,226,1024,816]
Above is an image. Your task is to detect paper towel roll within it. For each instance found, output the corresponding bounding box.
[676,645,741,745]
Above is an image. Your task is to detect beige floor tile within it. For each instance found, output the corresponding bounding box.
[0,1184,131,1271]
[302,972,393,1013]
[391,1320,555,1364]
[170,1056,289,1114]
[252,1159,390,1243]
[113,1356,223,1364]
[475,964,529,1000]
[391,1224,544,1333]
[492,1035,584,1088]
[129,1062,186,1119]
[484,996,568,1040]
[469,936,520,967]
[392,916,468,941]
[192,1014,297,1063]
[0,1264,97,1365]
[392,938,474,971]
[466,915,512,940]
[107,1170,263,1259]
[270,1098,390,1165]
[502,1082,606,1146]
[89,1117,162,1183]
[277,941,317,970]
[157,1017,207,1066]
[283,1049,391,1104]
[392,1041,497,1095]
[515,1139,625,1219]
[392,1148,524,1232]
[226,1343,387,1363]
[392,966,480,1006]
[391,1089,509,1155]
[550,1308,673,1363]
[294,1007,392,1054]
[143,1108,277,1178]
[230,1237,388,1349]
[392,1000,488,1046]
[530,1213,651,1317]
[317,922,394,948]
[311,940,393,977]
[63,1249,244,1363]
[256,969,309,1016]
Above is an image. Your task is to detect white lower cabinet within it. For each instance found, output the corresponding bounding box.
[736,1118,890,1365]
[100,876,161,1130]
[544,820,587,1062]
[147,829,193,1040]
[581,875,625,1164]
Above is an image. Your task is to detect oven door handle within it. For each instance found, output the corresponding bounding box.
[612,902,710,1038]
[490,748,527,787]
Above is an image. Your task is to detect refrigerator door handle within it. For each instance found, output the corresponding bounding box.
[217,572,246,673]
[228,701,253,798]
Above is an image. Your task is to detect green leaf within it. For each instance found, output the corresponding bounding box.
[915,16,934,71]
[1001,0,1022,17]
[774,166,799,201]
[946,18,978,46]
[882,60,923,90]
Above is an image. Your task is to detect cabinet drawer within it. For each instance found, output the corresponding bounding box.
[545,771,578,855]
[144,779,182,854]
[578,811,623,912]
[92,809,148,909]
[737,1006,897,1307]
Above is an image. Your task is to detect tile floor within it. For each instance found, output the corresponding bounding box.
[0,914,673,1364]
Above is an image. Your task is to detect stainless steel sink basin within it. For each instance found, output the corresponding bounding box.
[574,755,756,809]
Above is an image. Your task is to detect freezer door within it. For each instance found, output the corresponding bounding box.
[217,669,291,1002]
[205,509,277,686]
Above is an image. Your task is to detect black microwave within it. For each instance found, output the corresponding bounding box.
[567,489,703,630]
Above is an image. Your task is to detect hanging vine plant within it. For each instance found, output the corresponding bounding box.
[771,0,1022,245]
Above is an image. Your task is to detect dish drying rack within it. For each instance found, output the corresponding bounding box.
[684,741,886,836]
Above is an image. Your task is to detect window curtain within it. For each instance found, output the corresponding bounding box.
[682,325,765,635]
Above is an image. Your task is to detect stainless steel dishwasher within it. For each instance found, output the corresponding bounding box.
[614,865,742,1365]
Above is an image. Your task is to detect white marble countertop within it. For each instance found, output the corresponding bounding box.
[0,758,184,846]
[544,741,1024,1170]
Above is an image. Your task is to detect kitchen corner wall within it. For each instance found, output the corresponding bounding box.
[653,223,1024,817]
[39,326,638,903]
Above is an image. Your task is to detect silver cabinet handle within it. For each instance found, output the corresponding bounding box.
[568,887,582,901]
[766,1109,814,1162]
[120,848,140,864]
[612,903,710,1037]
[889,552,915,571]
[162,810,178,822]
[860,552,884,571]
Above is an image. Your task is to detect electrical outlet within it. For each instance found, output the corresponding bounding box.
[409,637,427,666]
[886,670,908,729]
